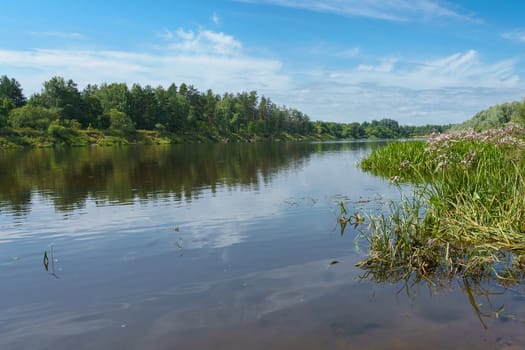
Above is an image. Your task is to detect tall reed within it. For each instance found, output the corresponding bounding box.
[358,123,525,283]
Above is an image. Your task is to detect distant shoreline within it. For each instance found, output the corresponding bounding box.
[0,128,430,149]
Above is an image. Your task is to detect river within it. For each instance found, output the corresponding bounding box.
[1,142,524,349]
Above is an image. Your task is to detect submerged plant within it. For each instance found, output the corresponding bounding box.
[338,202,364,236]
[43,245,59,278]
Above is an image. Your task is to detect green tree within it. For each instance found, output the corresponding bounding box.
[364,120,396,139]
[214,95,233,133]
[247,119,265,135]
[267,104,285,134]
[204,89,218,127]
[459,101,521,130]
[94,83,130,114]
[8,105,59,130]
[30,76,89,126]
[129,84,160,130]
[166,90,190,132]
[106,109,135,135]
[0,76,26,107]
[0,98,15,127]
[347,122,366,139]
[81,85,105,129]
[153,85,170,128]
[517,99,525,126]
[258,96,268,121]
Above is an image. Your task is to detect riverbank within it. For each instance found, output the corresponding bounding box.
[357,123,525,284]
[0,127,343,148]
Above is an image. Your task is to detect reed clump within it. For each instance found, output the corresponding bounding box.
[358,123,525,284]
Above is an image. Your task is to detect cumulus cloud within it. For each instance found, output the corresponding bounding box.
[0,28,288,100]
[158,28,242,56]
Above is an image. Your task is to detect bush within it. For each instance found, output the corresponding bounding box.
[47,121,74,141]
[8,105,59,130]
[106,109,135,136]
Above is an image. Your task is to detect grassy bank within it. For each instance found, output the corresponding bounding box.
[0,127,329,148]
[358,123,525,284]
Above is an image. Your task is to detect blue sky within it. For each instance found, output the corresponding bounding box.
[1,0,525,125]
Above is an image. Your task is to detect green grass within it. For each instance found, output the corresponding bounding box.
[357,124,525,285]
[0,127,335,148]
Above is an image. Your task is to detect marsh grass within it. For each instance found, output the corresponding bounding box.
[358,123,525,285]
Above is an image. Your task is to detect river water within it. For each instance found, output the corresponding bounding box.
[1,142,524,349]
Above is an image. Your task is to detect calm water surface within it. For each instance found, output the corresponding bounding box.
[1,142,524,349]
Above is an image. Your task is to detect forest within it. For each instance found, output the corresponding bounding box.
[0,75,450,146]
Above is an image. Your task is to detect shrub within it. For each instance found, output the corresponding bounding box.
[8,105,59,130]
[106,109,135,136]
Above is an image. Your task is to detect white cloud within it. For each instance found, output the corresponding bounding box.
[0,29,288,99]
[167,28,242,55]
[335,50,519,90]
[174,28,195,41]
[29,31,87,40]
[277,50,524,125]
[156,28,175,41]
[1,24,523,126]
[502,29,525,43]
[211,12,221,25]
[237,0,479,22]
[338,47,360,58]
[356,57,397,73]
[0,28,263,96]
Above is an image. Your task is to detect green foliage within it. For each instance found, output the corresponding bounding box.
[517,99,525,126]
[360,141,428,181]
[47,122,69,141]
[456,101,521,131]
[0,98,15,127]
[359,124,525,283]
[30,76,86,124]
[364,119,399,138]
[1,75,457,146]
[46,120,83,144]
[91,83,130,114]
[107,109,135,136]
[154,123,167,134]
[247,119,265,134]
[81,85,105,129]
[8,105,59,130]
[0,75,26,107]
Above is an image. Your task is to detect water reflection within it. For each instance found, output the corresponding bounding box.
[346,202,525,330]
[3,141,524,349]
[0,142,377,214]
[359,261,525,329]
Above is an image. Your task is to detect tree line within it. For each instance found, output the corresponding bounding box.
[454,101,524,131]
[0,75,449,141]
